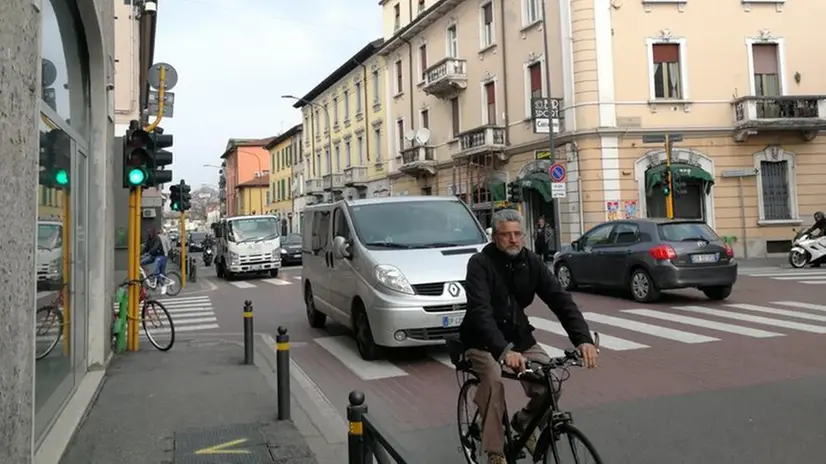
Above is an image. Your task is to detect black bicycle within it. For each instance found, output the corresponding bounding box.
[451,334,603,464]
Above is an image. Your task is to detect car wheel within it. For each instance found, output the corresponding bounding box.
[702,285,732,301]
[305,284,326,328]
[353,305,383,361]
[629,268,660,303]
[555,263,577,291]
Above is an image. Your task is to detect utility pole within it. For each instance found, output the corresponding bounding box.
[540,0,561,251]
[642,133,683,220]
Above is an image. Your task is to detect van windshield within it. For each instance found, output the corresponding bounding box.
[349,200,486,249]
[227,217,279,243]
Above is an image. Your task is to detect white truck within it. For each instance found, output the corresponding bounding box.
[213,214,282,279]
[37,220,63,290]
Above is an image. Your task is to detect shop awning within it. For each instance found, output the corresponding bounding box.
[471,179,507,202]
[646,163,714,193]
[517,171,552,202]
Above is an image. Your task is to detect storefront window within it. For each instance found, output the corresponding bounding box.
[35,0,90,443]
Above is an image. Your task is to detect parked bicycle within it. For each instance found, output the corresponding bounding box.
[113,277,176,351]
[35,287,66,360]
[451,333,603,464]
[139,263,181,297]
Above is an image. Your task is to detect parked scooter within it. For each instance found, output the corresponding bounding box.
[203,248,213,267]
[788,229,826,268]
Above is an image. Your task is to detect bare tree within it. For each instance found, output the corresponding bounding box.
[188,185,219,221]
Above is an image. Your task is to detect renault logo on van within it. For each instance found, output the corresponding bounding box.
[447,282,461,297]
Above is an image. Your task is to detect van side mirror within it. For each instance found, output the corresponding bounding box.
[332,235,352,260]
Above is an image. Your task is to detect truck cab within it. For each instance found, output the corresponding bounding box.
[37,220,63,291]
[213,215,282,279]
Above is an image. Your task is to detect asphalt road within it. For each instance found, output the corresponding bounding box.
[185,262,826,462]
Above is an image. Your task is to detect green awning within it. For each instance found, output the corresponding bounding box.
[517,171,552,202]
[490,179,506,202]
[645,163,714,194]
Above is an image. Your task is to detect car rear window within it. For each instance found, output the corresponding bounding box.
[657,222,720,242]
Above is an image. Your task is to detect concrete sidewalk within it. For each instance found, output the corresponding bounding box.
[59,336,320,464]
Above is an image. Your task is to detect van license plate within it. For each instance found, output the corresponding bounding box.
[442,316,463,328]
[691,253,718,264]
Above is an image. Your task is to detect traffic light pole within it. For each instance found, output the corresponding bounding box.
[145,65,167,132]
[180,213,187,287]
[127,186,142,351]
[664,134,675,219]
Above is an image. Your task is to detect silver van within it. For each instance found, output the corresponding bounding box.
[301,196,488,360]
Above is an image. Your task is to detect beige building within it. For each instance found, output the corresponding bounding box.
[379,0,826,258]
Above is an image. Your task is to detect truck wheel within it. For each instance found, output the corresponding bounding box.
[270,268,279,278]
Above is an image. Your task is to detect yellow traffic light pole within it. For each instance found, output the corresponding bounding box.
[664,134,675,219]
[180,212,187,288]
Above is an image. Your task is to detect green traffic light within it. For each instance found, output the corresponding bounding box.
[171,202,179,211]
[127,168,146,185]
[54,169,69,186]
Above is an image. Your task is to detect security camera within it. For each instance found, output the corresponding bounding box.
[144,1,157,13]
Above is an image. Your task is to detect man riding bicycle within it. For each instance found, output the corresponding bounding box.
[140,228,167,277]
[459,208,598,464]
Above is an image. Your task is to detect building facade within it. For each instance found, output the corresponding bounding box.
[0,0,139,462]
[293,38,392,205]
[266,124,302,232]
[236,177,269,216]
[221,138,272,216]
[377,0,826,257]
[379,0,566,232]
[289,127,306,233]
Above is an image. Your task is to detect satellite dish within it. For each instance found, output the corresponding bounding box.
[415,128,431,145]
[404,130,416,141]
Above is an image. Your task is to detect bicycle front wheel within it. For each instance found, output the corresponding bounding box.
[456,377,484,464]
[162,271,182,296]
[544,423,603,464]
[35,306,63,360]
[141,300,175,351]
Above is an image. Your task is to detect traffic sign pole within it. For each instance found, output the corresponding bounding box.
[541,0,561,251]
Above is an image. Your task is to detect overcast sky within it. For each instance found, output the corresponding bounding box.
[153,0,381,189]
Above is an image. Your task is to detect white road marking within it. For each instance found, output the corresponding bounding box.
[583,312,719,344]
[674,306,826,333]
[314,335,408,380]
[141,323,220,335]
[261,278,292,286]
[292,276,301,280]
[744,271,826,277]
[725,303,826,323]
[773,275,826,280]
[538,343,565,358]
[772,301,826,312]
[529,316,648,350]
[622,309,783,338]
[800,281,826,285]
[229,281,256,288]
[430,352,455,369]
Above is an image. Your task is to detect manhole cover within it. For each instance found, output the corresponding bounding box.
[173,423,272,463]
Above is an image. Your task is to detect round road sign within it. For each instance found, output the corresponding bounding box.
[147,62,179,90]
[549,163,566,182]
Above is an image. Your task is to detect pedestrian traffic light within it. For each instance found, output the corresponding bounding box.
[180,181,192,211]
[150,130,173,186]
[507,181,522,203]
[123,129,153,188]
[169,184,181,211]
[40,129,71,189]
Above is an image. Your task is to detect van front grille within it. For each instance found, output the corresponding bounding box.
[412,281,466,296]
[406,326,459,341]
[423,303,467,313]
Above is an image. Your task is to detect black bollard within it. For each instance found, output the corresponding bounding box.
[276,326,290,420]
[243,300,254,365]
[347,390,367,464]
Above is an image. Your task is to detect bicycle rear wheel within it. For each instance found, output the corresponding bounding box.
[457,377,484,464]
[544,423,603,464]
[162,271,182,296]
[141,300,175,351]
[35,306,63,360]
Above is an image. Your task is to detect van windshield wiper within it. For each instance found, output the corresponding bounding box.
[413,242,461,249]
[363,242,413,249]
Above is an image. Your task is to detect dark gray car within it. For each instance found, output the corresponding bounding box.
[553,219,737,303]
[280,233,303,265]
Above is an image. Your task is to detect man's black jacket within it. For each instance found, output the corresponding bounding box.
[804,218,826,237]
[143,235,164,257]
[459,243,593,360]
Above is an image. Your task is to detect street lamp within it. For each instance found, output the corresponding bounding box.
[282,94,332,179]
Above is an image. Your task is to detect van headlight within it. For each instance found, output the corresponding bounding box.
[374,264,414,295]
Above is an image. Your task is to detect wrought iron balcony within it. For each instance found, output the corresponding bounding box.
[732,95,826,142]
[343,166,368,187]
[322,173,345,191]
[422,58,467,99]
[454,125,506,160]
[305,178,324,195]
[398,145,436,177]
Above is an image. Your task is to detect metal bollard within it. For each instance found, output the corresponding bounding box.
[276,326,290,420]
[189,257,198,282]
[243,300,254,365]
[347,390,367,464]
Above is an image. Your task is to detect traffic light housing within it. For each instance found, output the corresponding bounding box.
[180,182,192,211]
[169,184,181,211]
[40,129,71,189]
[661,168,672,196]
[151,131,173,185]
[507,181,522,203]
[123,129,153,188]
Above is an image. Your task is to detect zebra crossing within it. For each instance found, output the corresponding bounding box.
[227,275,301,288]
[309,300,826,380]
[739,266,826,284]
[110,295,219,337]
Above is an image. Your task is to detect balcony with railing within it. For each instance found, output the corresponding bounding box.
[732,95,826,142]
[323,173,345,191]
[343,166,368,187]
[453,125,506,160]
[305,178,324,195]
[422,58,467,99]
[398,145,436,177]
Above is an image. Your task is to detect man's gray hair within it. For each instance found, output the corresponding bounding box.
[491,208,523,233]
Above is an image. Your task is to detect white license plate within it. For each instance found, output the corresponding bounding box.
[691,253,718,264]
[442,315,463,328]
[293,254,301,258]
[250,264,262,270]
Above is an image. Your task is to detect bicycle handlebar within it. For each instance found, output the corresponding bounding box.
[511,331,601,380]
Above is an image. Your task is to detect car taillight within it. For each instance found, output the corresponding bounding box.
[724,244,734,258]
[649,244,677,260]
